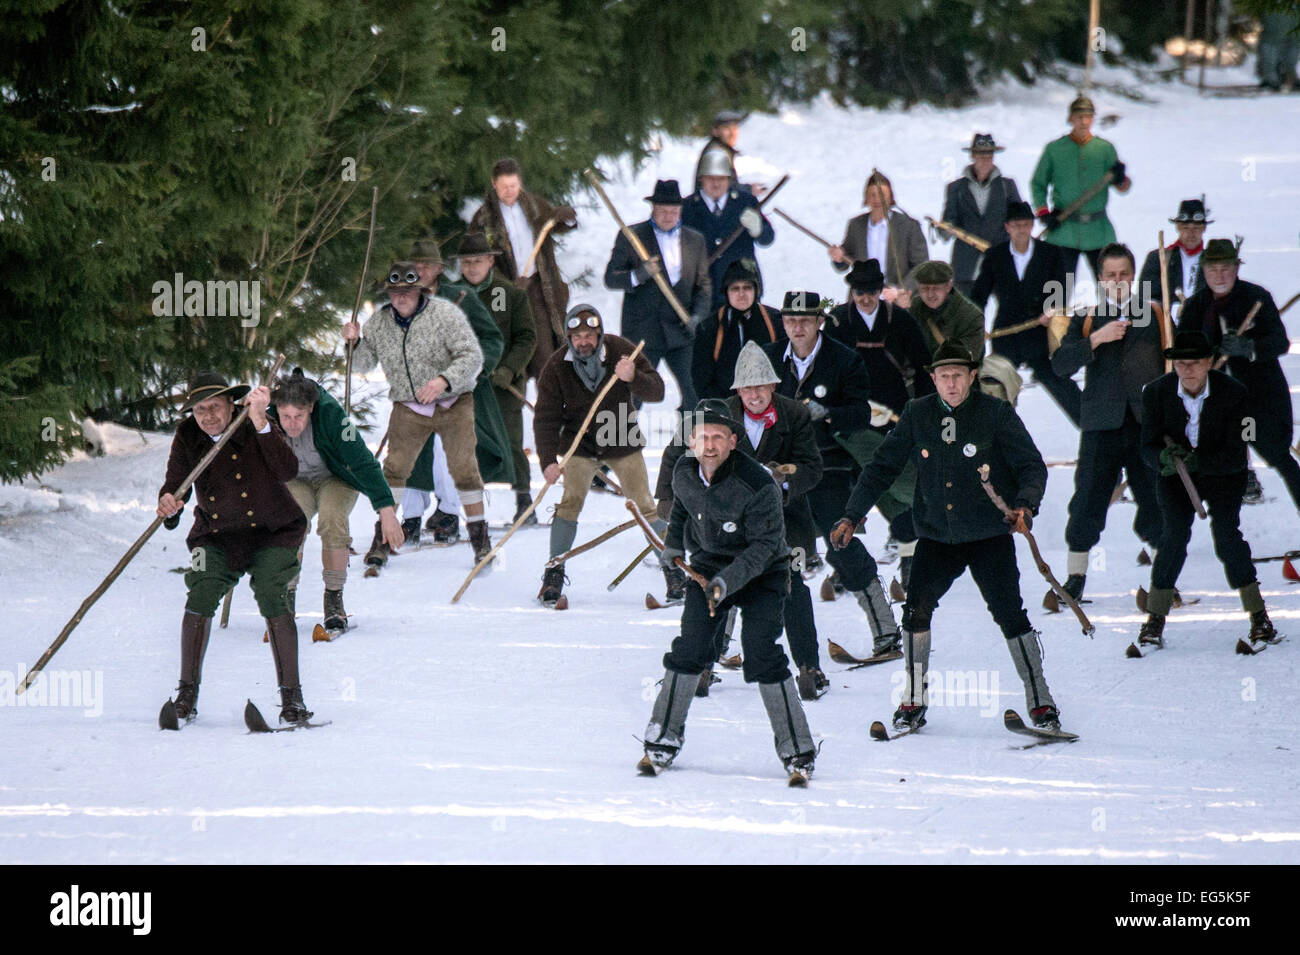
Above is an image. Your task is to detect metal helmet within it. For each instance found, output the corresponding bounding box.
[698,149,732,179]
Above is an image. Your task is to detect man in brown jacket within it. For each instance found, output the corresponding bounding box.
[156,372,312,727]
[469,157,578,380]
[533,304,667,606]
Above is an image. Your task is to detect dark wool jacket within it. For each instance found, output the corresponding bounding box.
[268,381,394,511]
[970,238,1069,367]
[1051,294,1165,432]
[941,167,1022,287]
[603,220,712,354]
[764,334,874,473]
[1140,371,1251,477]
[469,187,575,339]
[533,334,664,465]
[844,390,1047,545]
[667,449,788,596]
[910,289,987,362]
[470,268,537,390]
[161,415,306,571]
[1139,244,1206,306]
[1178,279,1292,447]
[690,301,785,401]
[680,188,775,310]
[825,299,935,425]
[655,393,823,505]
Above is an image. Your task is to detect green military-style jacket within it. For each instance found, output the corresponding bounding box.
[1030,134,1121,251]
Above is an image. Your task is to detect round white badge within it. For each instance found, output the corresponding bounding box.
[813,385,827,398]
[723,521,738,533]
[963,443,977,458]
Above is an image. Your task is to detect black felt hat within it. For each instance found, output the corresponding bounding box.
[645,179,685,205]
[845,259,885,293]
[1163,330,1215,361]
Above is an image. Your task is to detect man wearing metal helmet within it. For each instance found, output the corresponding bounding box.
[682,151,775,310]
[533,304,667,607]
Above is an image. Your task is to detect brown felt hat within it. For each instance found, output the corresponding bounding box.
[181,371,250,411]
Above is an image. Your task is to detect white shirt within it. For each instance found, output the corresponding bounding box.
[652,225,683,286]
[855,303,880,333]
[743,414,765,450]
[698,465,711,488]
[866,216,889,271]
[500,200,536,277]
[1178,377,1210,448]
[706,194,728,216]
[1180,247,1202,294]
[784,334,823,383]
[1011,239,1034,281]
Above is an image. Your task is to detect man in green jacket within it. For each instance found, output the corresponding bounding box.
[453,232,538,523]
[269,371,403,635]
[395,238,514,549]
[1031,94,1131,280]
[909,260,986,360]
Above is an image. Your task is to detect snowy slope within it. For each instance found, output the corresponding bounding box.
[3,67,1299,864]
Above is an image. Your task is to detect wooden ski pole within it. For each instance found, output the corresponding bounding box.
[219,587,234,629]
[506,383,535,412]
[345,186,379,417]
[19,354,287,694]
[584,168,693,327]
[977,464,1094,636]
[625,500,716,616]
[1213,301,1262,370]
[545,519,637,568]
[773,208,848,260]
[1162,436,1207,519]
[925,217,990,253]
[987,315,1051,339]
[706,173,789,266]
[519,216,558,279]
[451,340,647,602]
[1157,230,1174,371]
[608,544,654,591]
[1279,291,1300,316]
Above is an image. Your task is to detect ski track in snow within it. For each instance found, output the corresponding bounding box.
[3,65,1299,864]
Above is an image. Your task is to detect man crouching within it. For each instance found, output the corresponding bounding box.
[639,399,817,785]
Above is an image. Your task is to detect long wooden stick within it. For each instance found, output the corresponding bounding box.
[519,215,558,279]
[608,544,653,591]
[219,587,234,629]
[345,187,379,417]
[1052,170,1115,231]
[545,519,637,568]
[19,354,287,694]
[926,216,990,253]
[1279,291,1300,316]
[706,173,789,266]
[1162,436,1207,519]
[977,464,1094,636]
[625,500,716,615]
[773,208,846,257]
[1157,230,1174,371]
[1213,300,1262,370]
[451,340,647,602]
[987,315,1051,339]
[506,383,535,412]
[584,168,693,327]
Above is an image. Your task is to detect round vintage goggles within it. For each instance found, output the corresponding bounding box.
[389,268,421,285]
[567,314,600,329]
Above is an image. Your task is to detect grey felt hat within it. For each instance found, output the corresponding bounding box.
[731,340,782,390]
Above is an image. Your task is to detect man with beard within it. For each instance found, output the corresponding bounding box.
[689,257,785,402]
[533,304,668,607]
[1050,243,1164,603]
[1178,238,1300,513]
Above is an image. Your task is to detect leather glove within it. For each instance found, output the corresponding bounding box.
[829,517,858,550]
[1038,209,1061,231]
[869,402,895,428]
[658,545,684,570]
[491,366,515,389]
[1159,444,1198,477]
[1110,160,1126,183]
[739,207,764,238]
[1220,332,1254,360]
[708,575,728,603]
[163,511,182,531]
[804,399,829,422]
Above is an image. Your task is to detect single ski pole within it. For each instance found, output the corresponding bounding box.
[625,500,717,616]
[608,544,654,591]
[546,519,637,568]
[451,340,647,602]
[706,173,789,266]
[219,587,234,629]
[19,354,287,694]
[345,186,379,417]
[1162,436,1207,519]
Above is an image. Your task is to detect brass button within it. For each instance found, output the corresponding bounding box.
[946,504,953,510]
[946,482,952,488]
[247,510,254,516]
[241,492,247,498]
[250,522,256,527]
[209,496,216,502]
[213,513,219,519]
[235,473,242,479]
[231,453,238,460]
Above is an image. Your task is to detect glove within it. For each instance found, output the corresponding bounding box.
[491,366,515,389]
[829,517,858,550]
[1110,160,1126,183]
[655,498,674,521]
[163,511,182,531]
[869,402,894,428]
[804,399,829,422]
[1004,506,1033,532]
[1159,444,1198,477]
[708,575,728,603]
[1038,209,1061,231]
[1220,332,1254,360]
[739,207,764,238]
[658,545,684,570]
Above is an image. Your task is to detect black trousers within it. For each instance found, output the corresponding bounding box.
[902,534,1031,640]
[1152,471,1256,592]
[713,566,819,669]
[665,567,791,684]
[1057,246,1103,281]
[641,342,697,414]
[1065,412,1163,553]
[807,469,881,591]
[1252,439,1300,512]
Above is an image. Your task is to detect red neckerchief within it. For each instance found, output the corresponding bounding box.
[1170,240,1204,254]
[745,403,777,429]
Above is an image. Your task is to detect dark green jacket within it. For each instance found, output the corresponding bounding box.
[911,290,986,361]
[471,268,537,390]
[407,280,516,488]
[268,381,395,512]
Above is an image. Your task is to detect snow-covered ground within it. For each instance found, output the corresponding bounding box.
[4,65,1299,864]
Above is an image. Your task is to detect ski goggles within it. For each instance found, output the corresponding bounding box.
[388,268,421,285]
[566,314,601,329]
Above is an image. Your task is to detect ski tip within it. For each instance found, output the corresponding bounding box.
[826,640,856,664]
[819,577,837,602]
[889,578,906,603]
[868,720,890,742]
[1041,590,1060,613]
[243,699,273,733]
[1135,586,1148,613]
[644,593,657,610]
[1235,638,1257,656]
[262,630,269,643]
[158,699,179,731]
[554,595,569,611]
[311,624,331,643]
[787,770,810,788]
[718,653,742,670]
[636,755,660,777]
[1125,642,1143,659]
[1003,709,1025,729]
[1137,548,1152,566]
